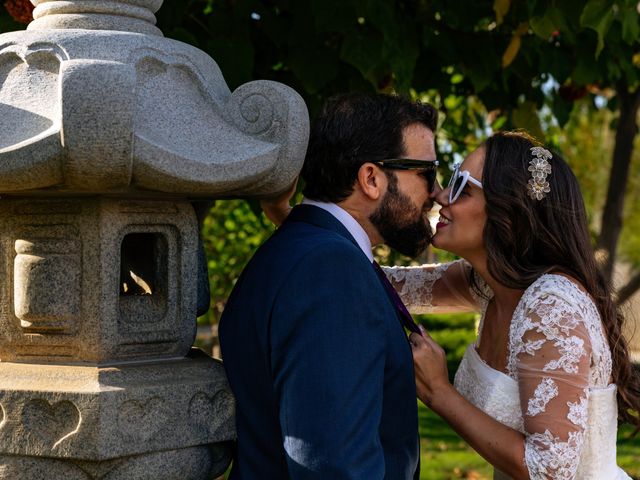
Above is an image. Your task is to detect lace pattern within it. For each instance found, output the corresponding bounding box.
[469,267,493,306]
[383,263,621,479]
[527,378,558,416]
[525,430,583,480]
[456,274,616,479]
[382,261,457,313]
[567,394,589,429]
[507,276,611,386]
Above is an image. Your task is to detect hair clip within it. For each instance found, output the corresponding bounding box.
[527,146,552,200]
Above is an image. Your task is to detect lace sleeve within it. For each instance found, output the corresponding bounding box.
[510,284,592,480]
[382,259,482,313]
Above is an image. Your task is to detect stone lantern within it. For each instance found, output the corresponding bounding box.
[0,1,309,478]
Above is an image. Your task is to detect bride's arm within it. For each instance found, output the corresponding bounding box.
[512,288,591,480]
[260,179,297,226]
[409,285,592,480]
[381,259,485,313]
[409,329,529,478]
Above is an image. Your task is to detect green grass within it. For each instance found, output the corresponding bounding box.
[214,305,639,479]
[418,403,492,480]
[617,423,640,478]
[220,404,638,479]
[418,402,640,479]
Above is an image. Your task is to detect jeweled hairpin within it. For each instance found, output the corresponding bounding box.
[527,146,552,200]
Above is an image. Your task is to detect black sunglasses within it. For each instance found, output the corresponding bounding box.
[374,158,439,190]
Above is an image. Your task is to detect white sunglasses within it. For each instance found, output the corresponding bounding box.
[447,163,483,203]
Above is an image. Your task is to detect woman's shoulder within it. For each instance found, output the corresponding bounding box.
[523,272,594,308]
[515,273,603,336]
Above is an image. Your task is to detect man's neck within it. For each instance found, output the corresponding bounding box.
[337,199,382,247]
[302,199,375,262]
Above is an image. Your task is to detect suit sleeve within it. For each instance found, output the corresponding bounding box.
[270,243,390,480]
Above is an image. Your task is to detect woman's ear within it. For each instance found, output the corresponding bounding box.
[356,163,385,201]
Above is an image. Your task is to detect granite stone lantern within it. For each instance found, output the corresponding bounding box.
[0,1,309,478]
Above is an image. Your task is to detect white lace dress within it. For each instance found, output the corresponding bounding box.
[384,260,631,480]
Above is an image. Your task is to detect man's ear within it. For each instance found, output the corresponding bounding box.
[356,163,385,201]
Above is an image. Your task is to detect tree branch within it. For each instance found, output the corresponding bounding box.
[617,270,640,306]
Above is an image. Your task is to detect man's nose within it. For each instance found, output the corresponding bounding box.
[434,182,449,206]
[430,179,442,198]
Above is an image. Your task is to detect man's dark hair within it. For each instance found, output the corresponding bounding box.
[301,93,438,203]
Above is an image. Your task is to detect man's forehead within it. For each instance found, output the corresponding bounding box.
[402,130,436,162]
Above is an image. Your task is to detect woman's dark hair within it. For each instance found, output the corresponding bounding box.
[480,130,640,429]
[301,93,438,202]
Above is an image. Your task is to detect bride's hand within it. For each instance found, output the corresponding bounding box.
[409,328,454,407]
[260,178,298,227]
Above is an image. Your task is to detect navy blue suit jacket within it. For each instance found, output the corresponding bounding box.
[219,204,419,479]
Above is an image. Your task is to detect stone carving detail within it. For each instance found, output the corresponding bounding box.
[14,238,81,333]
[0,42,67,192]
[78,445,220,480]
[234,91,276,136]
[130,53,283,195]
[60,60,136,190]
[0,0,305,475]
[21,399,81,449]
[0,45,57,146]
[188,390,235,434]
[117,226,174,335]
[29,0,163,36]
[225,80,309,195]
[0,454,89,480]
[14,202,81,215]
[118,201,178,214]
[117,397,168,441]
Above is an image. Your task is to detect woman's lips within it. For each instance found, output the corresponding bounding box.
[436,215,450,230]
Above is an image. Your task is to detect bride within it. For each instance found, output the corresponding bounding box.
[387,131,639,479]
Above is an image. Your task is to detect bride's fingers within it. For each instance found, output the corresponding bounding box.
[409,332,426,348]
[410,333,447,365]
[418,324,427,337]
[410,330,437,348]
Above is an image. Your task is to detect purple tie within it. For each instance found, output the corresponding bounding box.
[372,261,421,334]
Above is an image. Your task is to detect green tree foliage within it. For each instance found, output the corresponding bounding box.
[3,0,639,314]
[199,199,274,324]
[159,0,640,311]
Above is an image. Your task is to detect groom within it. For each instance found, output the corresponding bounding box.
[219,93,439,479]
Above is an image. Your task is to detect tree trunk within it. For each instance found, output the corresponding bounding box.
[596,79,640,282]
[617,269,640,306]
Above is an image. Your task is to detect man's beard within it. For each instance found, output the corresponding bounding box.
[369,175,433,258]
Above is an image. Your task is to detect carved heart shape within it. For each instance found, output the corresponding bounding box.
[0,46,62,149]
[188,389,235,435]
[0,43,66,191]
[21,399,81,448]
[117,397,168,441]
[0,402,5,428]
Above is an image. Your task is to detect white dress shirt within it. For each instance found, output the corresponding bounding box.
[301,198,374,263]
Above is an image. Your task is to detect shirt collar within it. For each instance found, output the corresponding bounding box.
[301,198,374,262]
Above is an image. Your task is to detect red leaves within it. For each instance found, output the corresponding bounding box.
[559,84,588,102]
[4,0,34,24]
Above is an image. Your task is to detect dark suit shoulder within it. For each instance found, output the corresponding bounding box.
[255,217,370,274]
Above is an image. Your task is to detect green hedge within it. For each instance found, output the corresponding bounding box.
[415,312,479,381]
